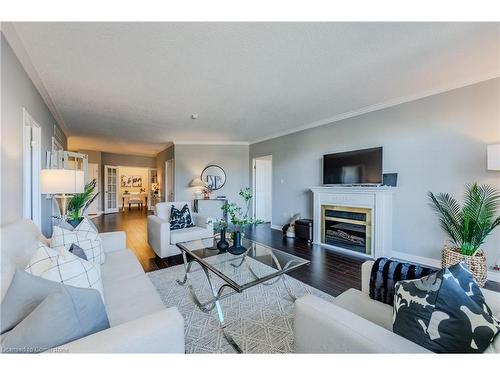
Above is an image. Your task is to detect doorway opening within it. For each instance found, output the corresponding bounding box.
[22,108,42,228]
[252,155,272,224]
[165,158,174,202]
[104,165,157,213]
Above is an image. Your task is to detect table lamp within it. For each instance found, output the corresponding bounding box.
[189,177,209,199]
[41,169,84,218]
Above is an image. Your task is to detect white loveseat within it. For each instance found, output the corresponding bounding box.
[294,260,500,353]
[1,219,185,353]
[148,201,213,258]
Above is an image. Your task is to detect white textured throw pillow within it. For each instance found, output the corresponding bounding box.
[25,242,104,302]
[51,218,105,265]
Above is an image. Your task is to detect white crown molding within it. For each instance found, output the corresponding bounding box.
[250,73,500,145]
[159,141,174,149]
[173,140,249,145]
[1,22,71,137]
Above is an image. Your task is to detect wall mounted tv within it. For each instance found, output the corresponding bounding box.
[323,147,383,185]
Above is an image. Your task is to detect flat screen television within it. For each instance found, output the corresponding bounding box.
[323,147,382,185]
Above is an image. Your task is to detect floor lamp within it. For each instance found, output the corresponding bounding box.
[41,169,84,219]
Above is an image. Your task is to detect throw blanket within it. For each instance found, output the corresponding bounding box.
[369,257,435,306]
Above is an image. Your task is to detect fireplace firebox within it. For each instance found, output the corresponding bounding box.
[321,205,372,256]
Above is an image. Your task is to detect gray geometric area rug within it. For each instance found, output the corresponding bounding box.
[148,255,335,353]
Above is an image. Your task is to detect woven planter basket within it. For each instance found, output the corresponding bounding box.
[441,247,487,287]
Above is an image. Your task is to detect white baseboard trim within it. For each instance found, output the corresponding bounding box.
[391,251,500,283]
[270,224,283,231]
[487,270,500,283]
[391,251,441,268]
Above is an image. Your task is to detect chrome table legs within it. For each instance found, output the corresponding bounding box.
[176,253,242,353]
[231,253,298,302]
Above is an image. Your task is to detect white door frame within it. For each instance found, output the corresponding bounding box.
[252,155,272,223]
[87,163,100,215]
[22,108,42,228]
[104,165,119,213]
[165,158,174,202]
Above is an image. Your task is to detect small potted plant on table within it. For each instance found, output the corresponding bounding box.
[66,179,99,227]
[428,183,500,286]
[221,187,263,255]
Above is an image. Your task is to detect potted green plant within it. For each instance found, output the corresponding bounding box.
[221,187,264,255]
[66,179,99,227]
[428,183,500,286]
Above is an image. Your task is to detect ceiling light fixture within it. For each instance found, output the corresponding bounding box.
[191,114,199,120]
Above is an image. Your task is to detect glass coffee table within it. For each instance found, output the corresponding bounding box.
[176,236,310,353]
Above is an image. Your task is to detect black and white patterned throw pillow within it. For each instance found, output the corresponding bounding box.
[51,218,105,265]
[170,204,194,230]
[393,262,500,353]
[370,257,435,306]
[25,242,104,302]
[69,243,88,261]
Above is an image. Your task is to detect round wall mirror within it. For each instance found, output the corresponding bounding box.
[201,165,226,190]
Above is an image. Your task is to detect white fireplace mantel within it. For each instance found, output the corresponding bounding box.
[310,186,395,259]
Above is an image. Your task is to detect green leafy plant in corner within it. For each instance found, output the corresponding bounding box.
[221,187,264,233]
[428,183,500,256]
[67,179,99,221]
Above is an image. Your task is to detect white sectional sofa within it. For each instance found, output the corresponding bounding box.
[294,260,500,353]
[1,219,185,353]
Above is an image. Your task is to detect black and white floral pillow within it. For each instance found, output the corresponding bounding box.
[170,204,194,230]
[393,262,500,353]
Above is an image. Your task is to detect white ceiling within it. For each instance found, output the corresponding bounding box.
[10,22,500,155]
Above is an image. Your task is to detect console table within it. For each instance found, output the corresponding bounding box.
[122,193,148,211]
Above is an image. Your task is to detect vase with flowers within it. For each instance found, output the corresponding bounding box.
[66,179,99,227]
[212,219,230,252]
[221,187,264,255]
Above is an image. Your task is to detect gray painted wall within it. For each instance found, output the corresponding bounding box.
[156,145,175,201]
[174,144,250,204]
[1,34,68,237]
[250,78,500,266]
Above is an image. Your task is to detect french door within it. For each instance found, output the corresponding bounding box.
[104,165,119,213]
[148,168,158,210]
[87,163,99,215]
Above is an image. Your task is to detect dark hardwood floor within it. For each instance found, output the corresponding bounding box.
[244,225,364,296]
[92,208,159,271]
[92,209,364,296]
[93,210,500,296]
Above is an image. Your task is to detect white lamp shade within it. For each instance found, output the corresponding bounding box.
[487,144,500,171]
[40,169,85,194]
[189,177,206,187]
